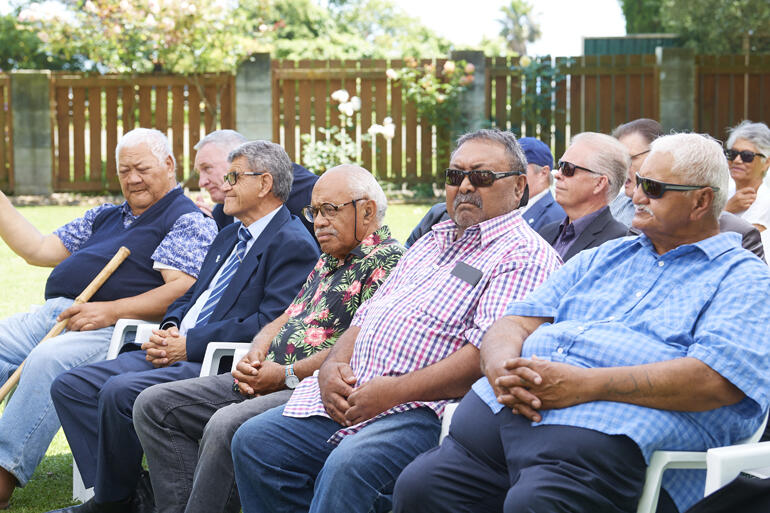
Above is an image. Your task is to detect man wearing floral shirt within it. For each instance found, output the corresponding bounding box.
[231,129,562,513]
[132,165,404,513]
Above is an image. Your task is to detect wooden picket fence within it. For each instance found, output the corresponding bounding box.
[696,54,770,143]
[486,54,658,160]
[272,58,451,184]
[0,74,12,193]
[51,72,235,192]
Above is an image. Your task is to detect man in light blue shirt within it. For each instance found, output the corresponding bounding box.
[394,132,770,513]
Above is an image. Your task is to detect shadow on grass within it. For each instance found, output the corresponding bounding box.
[9,453,78,513]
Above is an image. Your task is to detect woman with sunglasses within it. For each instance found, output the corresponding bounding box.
[724,120,770,233]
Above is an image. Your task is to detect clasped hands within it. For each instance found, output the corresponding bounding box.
[488,356,587,423]
[142,326,188,368]
[231,348,286,397]
[319,361,400,427]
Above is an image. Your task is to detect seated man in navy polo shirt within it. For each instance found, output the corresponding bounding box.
[394,133,770,513]
[0,128,217,508]
[45,141,320,513]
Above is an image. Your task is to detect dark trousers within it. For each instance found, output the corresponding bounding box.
[50,348,201,503]
[393,391,679,513]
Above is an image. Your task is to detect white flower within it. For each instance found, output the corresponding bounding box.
[386,68,398,80]
[349,96,361,111]
[382,124,395,140]
[161,17,175,31]
[330,89,350,103]
[519,55,532,67]
[144,14,157,27]
[258,24,268,32]
[338,102,355,117]
[368,124,383,136]
[383,116,393,125]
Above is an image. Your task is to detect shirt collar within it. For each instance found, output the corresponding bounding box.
[322,225,394,271]
[120,184,182,224]
[635,231,742,261]
[240,205,282,242]
[560,206,607,237]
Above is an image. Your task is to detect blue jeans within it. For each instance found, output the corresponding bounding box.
[0,297,114,485]
[232,405,441,513]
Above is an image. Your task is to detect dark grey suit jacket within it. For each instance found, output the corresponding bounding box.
[537,207,628,261]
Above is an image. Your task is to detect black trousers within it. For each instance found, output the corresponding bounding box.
[393,391,679,513]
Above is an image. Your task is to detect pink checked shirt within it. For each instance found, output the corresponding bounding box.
[283,209,562,442]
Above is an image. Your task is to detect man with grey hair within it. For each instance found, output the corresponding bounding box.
[131,163,404,513]
[0,128,218,508]
[229,128,561,513]
[193,130,319,234]
[537,132,629,261]
[394,132,770,513]
[45,140,320,513]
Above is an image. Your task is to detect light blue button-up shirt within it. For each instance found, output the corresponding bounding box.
[473,232,770,512]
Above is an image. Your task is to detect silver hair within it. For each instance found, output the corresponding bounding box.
[726,121,770,164]
[649,133,728,218]
[194,129,248,152]
[228,141,293,203]
[452,128,527,173]
[115,128,175,169]
[570,132,629,201]
[329,166,388,222]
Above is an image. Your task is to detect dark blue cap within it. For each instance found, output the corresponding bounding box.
[518,137,554,169]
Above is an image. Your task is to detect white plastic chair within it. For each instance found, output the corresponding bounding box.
[199,342,251,377]
[439,403,769,513]
[635,411,768,513]
[72,319,158,502]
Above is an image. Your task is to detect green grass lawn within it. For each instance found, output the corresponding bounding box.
[1,202,431,512]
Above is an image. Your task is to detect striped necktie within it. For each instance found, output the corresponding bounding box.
[195,225,252,327]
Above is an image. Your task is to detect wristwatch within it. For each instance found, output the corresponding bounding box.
[284,364,300,389]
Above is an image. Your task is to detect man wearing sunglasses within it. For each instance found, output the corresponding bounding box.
[229,129,561,513]
[394,132,770,513]
[45,141,320,513]
[537,132,629,261]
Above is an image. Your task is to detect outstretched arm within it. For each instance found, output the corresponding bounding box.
[0,192,70,266]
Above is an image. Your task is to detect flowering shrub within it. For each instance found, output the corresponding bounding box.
[301,89,394,174]
[387,58,475,133]
[509,55,569,136]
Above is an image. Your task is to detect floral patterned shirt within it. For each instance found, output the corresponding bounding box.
[267,226,404,365]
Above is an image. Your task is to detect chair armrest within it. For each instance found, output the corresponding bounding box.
[636,451,707,513]
[106,319,158,360]
[199,342,251,378]
[705,441,770,495]
[440,403,459,444]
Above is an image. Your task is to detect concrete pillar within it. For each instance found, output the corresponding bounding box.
[235,53,272,141]
[449,50,486,134]
[656,47,695,133]
[11,70,52,195]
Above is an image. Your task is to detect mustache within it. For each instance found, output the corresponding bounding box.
[315,227,338,238]
[635,204,654,216]
[453,192,482,210]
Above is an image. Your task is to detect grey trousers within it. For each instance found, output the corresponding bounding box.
[133,372,293,513]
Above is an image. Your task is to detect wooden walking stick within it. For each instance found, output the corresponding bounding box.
[0,246,131,402]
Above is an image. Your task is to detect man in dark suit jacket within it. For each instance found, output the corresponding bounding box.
[537,132,629,261]
[46,141,320,513]
[518,137,565,231]
[192,130,318,236]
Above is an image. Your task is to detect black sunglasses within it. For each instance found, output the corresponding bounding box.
[725,149,766,163]
[635,173,719,199]
[444,169,522,187]
[557,160,601,177]
[223,171,265,186]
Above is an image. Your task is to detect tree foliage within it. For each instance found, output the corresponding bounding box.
[618,0,664,33]
[0,12,77,71]
[497,0,541,56]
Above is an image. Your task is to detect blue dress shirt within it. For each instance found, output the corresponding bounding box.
[473,232,770,512]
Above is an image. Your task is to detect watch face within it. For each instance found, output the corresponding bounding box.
[285,374,300,389]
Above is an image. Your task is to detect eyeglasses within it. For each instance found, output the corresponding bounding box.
[630,149,651,160]
[725,149,766,163]
[444,169,523,187]
[557,160,601,177]
[302,199,364,223]
[635,173,719,199]
[223,171,265,186]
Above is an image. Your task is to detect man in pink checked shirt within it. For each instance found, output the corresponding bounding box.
[230,128,563,513]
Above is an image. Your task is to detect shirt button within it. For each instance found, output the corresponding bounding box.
[557,347,564,354]
[658,261,665,267]
[608,316,615,320]
[635,291,642,298]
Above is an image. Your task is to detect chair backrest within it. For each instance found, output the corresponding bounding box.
[742,410,769,445]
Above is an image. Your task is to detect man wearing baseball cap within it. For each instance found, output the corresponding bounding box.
[405,136,563,246]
